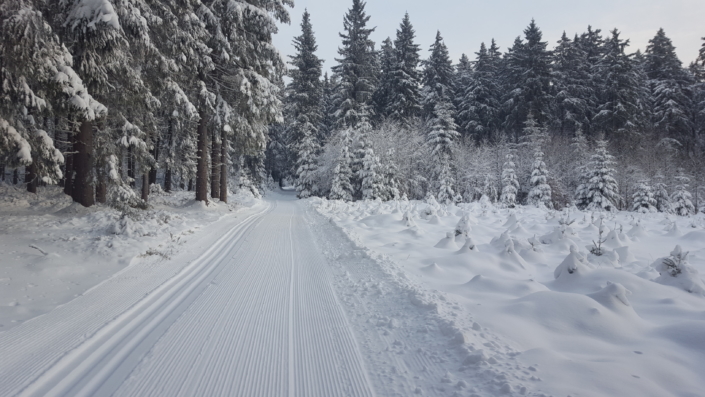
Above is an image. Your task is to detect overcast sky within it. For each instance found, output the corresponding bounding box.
[272,0,704,74]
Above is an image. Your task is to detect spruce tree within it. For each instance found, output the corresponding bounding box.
[359,144,382,200]
[500,150,519,208]
[525,116,552,208]
[653,173,673,213]
[332,0,377,130]
[288,11,323,198]
[389,13,422,123]
[330,130,354,201]
[576,139,620,211]
[632,180,657,213]
[671,169,695,216]
[0,0,105,191]
[502,20,553,141]
[551,32,592,136]
[593,29,643,139]
[644,29,694,147]
[458,42,502,142]
[373,37,396,120]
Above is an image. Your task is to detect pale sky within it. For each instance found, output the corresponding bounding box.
[272,0,704,73]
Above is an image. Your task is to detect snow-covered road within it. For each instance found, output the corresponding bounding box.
[0,192,376,397]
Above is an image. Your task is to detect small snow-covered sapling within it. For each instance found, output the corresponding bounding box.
[661,245,689,277]
[590,217,607,256]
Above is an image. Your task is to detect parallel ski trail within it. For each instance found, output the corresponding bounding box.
[0,203,269,397]
[113,195,375,397]
[1,194,379,397]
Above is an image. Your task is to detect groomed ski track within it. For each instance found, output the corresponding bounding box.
[0,192,376,397]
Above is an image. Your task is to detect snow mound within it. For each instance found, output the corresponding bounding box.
[434,232,458,249]
[652,245,705,296]
[554,246,592,280]
[587,282,636,317]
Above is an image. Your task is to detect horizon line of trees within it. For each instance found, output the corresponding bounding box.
[270,0,705,214]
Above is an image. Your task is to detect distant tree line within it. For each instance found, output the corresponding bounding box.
[270,0,705,214]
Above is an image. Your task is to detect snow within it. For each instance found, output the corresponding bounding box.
[0,184,254,331]
[2,188,704,396]
[313,197,705,397]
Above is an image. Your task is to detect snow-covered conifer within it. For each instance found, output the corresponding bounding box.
[501,150,519,208]
[458,41,502,142]
[437,158,456,204]
[329,131,354,201]
[525,117,552,208]
[389,13,422,123]
[653,173,673,213]
[502,20,553,139]
[332,0,377,129]
[287,11,323,199]
[359,145,382,200]
[671,169,695,216]
[576,139,620,211]
[645,29,694,146]
[631,180,657,213]
[593,29,644,138]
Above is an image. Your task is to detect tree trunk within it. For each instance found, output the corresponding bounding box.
[0,163,5,181]
[211,130,221,199]
[26,163,37,193]
[195,110,210,202]
[96,177,107,204]
[127,145,135,187]
[13,168,18,185]
[149,137,159,185]
[220,128,228,203]
[142,172,149,202]
[164,120,173,192]
[63,131,74,195]
[165,167,172,193]
[188,178,193,191]
[72,120,95,207]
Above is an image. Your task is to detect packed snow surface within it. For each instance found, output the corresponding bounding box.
[1,187,705,396]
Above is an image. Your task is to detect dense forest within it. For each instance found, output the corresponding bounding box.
[2,0,705,214]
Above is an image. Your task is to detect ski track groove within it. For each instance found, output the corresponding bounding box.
[112,197,375,397]
[0,203,270,397]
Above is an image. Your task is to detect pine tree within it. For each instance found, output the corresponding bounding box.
[0,0,105,192]
[287,11,323,198]
[379,149,400,200]
[653,173,673,213]
[437,159,455,204]
[319,73,337,141]
[332,0,377,130]
[571,129,591,207]
[551,32,592,136]
[502,20,553,141]
[576,26,605,137]
[525,116,552,208]
[500,149,519,208]
[576,139,620,211]
[593,29,643,139]
[458,42,502,142]
[632,180,657,213]
[330,130,354,201]
[373,37,396,121]
[389,13,422,123]
[359,144,382,200]
[671,169,695,216]
[645,29,694,147]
